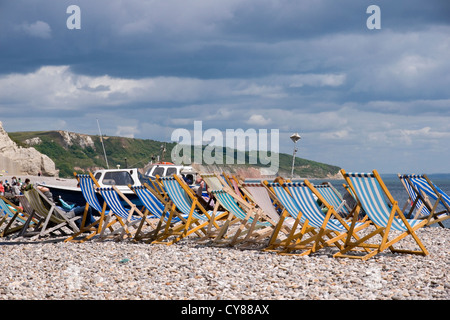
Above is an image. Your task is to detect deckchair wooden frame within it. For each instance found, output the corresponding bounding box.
[96,184,160,241]
[0,196,39,237]
[153,174,228,245]
[129,183,187,243]
[24,187,81,240]
[209,188,277,248]
[398,174,450,228]
[266,180,370,256]
[244,182,317,252]
[263,181,338,255]
[338,169,433,261]
[199,173,277,247]
[65,172,112,242]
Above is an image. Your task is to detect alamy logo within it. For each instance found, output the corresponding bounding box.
[171,121,279,175]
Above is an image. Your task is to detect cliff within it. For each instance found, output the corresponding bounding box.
[0,122,58,176]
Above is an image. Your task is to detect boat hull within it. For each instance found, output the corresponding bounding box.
[45,184,142,208]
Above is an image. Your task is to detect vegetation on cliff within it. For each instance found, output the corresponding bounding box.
[8,131,340,178]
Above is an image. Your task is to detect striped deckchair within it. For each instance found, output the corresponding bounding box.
[210,189,277,247]
[240,182,306,250]
[314,183,352,218]
[221,173,249,201]
[155,175,228,245]
[200,173,226,192]
[340,169,432,260]
[24,187,81,239]
[65,173,112,242]
[264,181,335,254]
[398,174,450,227]
[0,196,39,237]
[96,185,158,241]
[271,180,370,256]
[129,184,186,242]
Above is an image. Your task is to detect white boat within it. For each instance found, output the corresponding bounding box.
[45,163,198,206]
[44,168,142,206]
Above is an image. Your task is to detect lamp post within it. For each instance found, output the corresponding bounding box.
[290,133,301,178]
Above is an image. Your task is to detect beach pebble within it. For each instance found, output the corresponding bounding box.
[0,225,448,300]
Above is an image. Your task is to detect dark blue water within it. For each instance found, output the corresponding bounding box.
[309,173,450,228]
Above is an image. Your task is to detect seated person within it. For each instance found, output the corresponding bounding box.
[24,179,96,229]
[54,196,96,229]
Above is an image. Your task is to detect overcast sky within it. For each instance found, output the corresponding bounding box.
[1,0,450,174]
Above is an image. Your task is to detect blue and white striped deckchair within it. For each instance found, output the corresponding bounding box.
[272,181,369,256]
[399,174,450,227]
[77,174,106,213]
[129,184,187,242]
[97,186,156,241]
[0,197,37,236]
[340,169,431,260]
[285,182,366,232]
[314,183,352,218]
[131,185,172,221]
[398,174,432,219]
[241,182,308,250]
[65,173,111,242]
[210,189,274,247]
[156,175,228,245]
[265,181,335,253]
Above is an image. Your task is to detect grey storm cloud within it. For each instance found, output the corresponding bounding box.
[1,0,450,173]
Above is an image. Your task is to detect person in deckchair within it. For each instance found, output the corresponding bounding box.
[23,179,96,229]
[53,196,96,229]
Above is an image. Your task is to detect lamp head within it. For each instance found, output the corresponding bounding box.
[290,133,301,143]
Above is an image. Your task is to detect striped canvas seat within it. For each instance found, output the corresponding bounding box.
[132,185,181,223]
[211,190,271,228]
[339,169,430,260]
[407,175,450,205]
[266,182,307,224]
[0,198,27,224]
[160,177,213,221]
[398,174,450,227]
[284,182,367,232]
[95,185,160,241]
[154,176,228,244]
[346,173,424,231]
[97,187,140,222]
[314,183,351,217]
[65,174,111,242]
[77,174,110,214]
[398,174,431,218]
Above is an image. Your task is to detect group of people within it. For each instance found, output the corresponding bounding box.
[0,176,26,198]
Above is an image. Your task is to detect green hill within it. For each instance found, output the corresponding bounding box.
[8,130,341,178]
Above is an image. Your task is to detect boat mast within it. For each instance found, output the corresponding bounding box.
[97,119,109,169]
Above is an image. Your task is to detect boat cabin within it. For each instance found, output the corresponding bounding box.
[93,168,142,188]
[145,163,197,185]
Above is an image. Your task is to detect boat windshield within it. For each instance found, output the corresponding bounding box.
[102,171,135,186]
[151,167,165,177]
[166,167,177,176]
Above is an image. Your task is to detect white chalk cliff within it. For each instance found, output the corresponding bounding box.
[0,121,58,176]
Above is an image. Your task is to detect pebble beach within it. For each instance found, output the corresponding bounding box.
[0,175,448,301]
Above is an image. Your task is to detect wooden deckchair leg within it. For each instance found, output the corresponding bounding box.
[266,210,291,249]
